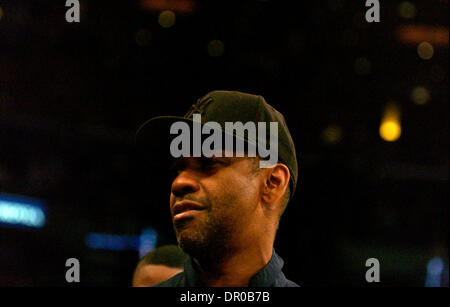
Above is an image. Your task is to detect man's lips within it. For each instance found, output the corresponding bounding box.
[172,200,206,222]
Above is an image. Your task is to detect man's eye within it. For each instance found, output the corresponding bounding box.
[200,158,220,169]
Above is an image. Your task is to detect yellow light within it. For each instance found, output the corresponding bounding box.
[380,121,401,142]
[321,125,343,144]
[398,1,416,19]
[411,86,430,105]
[379,103,401,142]
[158,10,176,28]
[417,41,434,60]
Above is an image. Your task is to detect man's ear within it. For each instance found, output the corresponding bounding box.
[261,163,290,208]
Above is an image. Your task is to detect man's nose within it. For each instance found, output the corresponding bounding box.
[171,170,200,197]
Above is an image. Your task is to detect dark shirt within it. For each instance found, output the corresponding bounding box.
[152,249,299,287]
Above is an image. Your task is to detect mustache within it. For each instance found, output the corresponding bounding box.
[171,196,209,208]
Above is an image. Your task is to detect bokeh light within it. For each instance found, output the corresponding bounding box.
[158,10,176,28]
[0,194,46,228]
[398,1,417,19]
[0,6,3,21]
[380,121,401,142]
[425,257,445,287]
[417,41,434,60]
[207,40,225,57]
[380,103,402,142]
[411,86,431,105]
[321,125,343,144]
[354,57,372,75]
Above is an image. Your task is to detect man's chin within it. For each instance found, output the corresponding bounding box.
[176,231,206,255]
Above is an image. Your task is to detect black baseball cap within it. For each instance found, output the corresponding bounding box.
[136,90,298,199]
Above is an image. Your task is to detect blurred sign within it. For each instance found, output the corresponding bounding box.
[0,193,46,229]
[85,227,157,255]
[85,233,139,251]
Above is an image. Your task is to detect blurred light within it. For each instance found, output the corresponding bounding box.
[417,41,434,60]
[0,6,3,21]
[0,193,46,228]
[425,257,445,287]
[321,125,343,144]
[139,227,157,258]
[380,122,401,142]
[379,103,401,142]
[207,40,225,57]
[396,26,449,46]
[158,10,176,28]
[398,1,417,19]
[85,228,158,254]
[135,28,152,47]
[411,86,431,105]
[354,57,371,75]
[140,0,196,15]
[85,233,139,251]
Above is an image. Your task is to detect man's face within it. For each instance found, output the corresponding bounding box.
[169,154,262,260]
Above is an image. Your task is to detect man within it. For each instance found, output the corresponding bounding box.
[132,245,187,287]
[136,90,299,287]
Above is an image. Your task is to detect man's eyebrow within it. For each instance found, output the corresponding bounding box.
[210,156,233,163]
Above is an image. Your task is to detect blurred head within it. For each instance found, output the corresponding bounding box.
[169,152,290,263]
[132,245,187,287]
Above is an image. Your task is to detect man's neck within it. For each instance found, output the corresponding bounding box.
[193,245,274,287]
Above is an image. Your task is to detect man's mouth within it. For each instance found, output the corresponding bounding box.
[172,200,206,222]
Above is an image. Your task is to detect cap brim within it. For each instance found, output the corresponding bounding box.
[136,115,259,166]
[135,115,190,169]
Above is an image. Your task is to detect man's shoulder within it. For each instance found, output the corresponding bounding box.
[151,271,186,287]
[284,278,300,287]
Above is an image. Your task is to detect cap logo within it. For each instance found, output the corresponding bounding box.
[184,96,214,119]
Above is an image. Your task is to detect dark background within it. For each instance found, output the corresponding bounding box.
[0,0,448,286]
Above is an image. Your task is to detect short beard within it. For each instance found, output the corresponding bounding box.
[176,211,236,270]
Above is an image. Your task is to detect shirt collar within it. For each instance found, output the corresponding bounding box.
[183,249,287,287]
